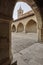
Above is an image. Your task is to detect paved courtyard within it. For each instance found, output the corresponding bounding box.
[11,33,43,65]
[11,33,38,54]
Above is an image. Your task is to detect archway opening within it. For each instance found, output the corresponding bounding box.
[11,1,38,60]
[17,23,24,32]
[0,0,43,65]
[11,1,42,64]
[12,25,16,32]
[25,20,37,33]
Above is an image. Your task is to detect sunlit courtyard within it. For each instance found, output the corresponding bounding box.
[11,1,43,65]
[11,33,38,54]
[11,33,43,65]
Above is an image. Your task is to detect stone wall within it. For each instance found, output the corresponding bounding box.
[11,14,37,33]
[0,19,11,65]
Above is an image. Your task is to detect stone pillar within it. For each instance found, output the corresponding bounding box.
[16,26,17,33]
[23,26,26,33]
[41,8,43,42]
[38,27,43,42]
[41,28,43,41]
[37,27,41,42]
[32,6,42,42]
[0,19,11,65]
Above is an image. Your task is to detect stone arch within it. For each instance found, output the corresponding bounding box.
[12,0,43,41]
[17,23,24,32]
[25,19,37,33]
[0,0,42,41]
[0,1,43,65]
[12,25,16,32]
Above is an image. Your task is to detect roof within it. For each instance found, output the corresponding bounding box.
[13,10,35,22]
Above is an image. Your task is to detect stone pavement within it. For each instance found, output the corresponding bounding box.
[11,33,38,54]
[11,33,43,65]
[12,43,43,65]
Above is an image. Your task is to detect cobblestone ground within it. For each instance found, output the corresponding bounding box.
[11,33,43,65]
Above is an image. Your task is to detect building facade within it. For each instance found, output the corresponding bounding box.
[11,8,38,33]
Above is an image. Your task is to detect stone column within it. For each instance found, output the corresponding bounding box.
[38,27,43,42]
[23,27,25,33]
[16,26,17,33]
[41,8,43,42]
[0,19,11,65]
[41,28,43,41]
[37,26,41,42]
[32,6,42,42]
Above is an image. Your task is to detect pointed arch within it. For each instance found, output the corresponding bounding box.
[25,19,37,33]
[17,23,24,32]
[12,25,16,32]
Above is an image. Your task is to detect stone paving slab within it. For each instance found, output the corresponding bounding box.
[12,43,43,65]
[11,33,38,54]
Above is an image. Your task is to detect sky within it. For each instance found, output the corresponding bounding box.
[12,2,32,20]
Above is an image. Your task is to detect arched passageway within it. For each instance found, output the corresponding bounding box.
[0,0,43,41]
[12,0,43,41]
[12,25,16,32]
[17,23,24,32]
[0,0,43,65]
[25,20,37,33]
